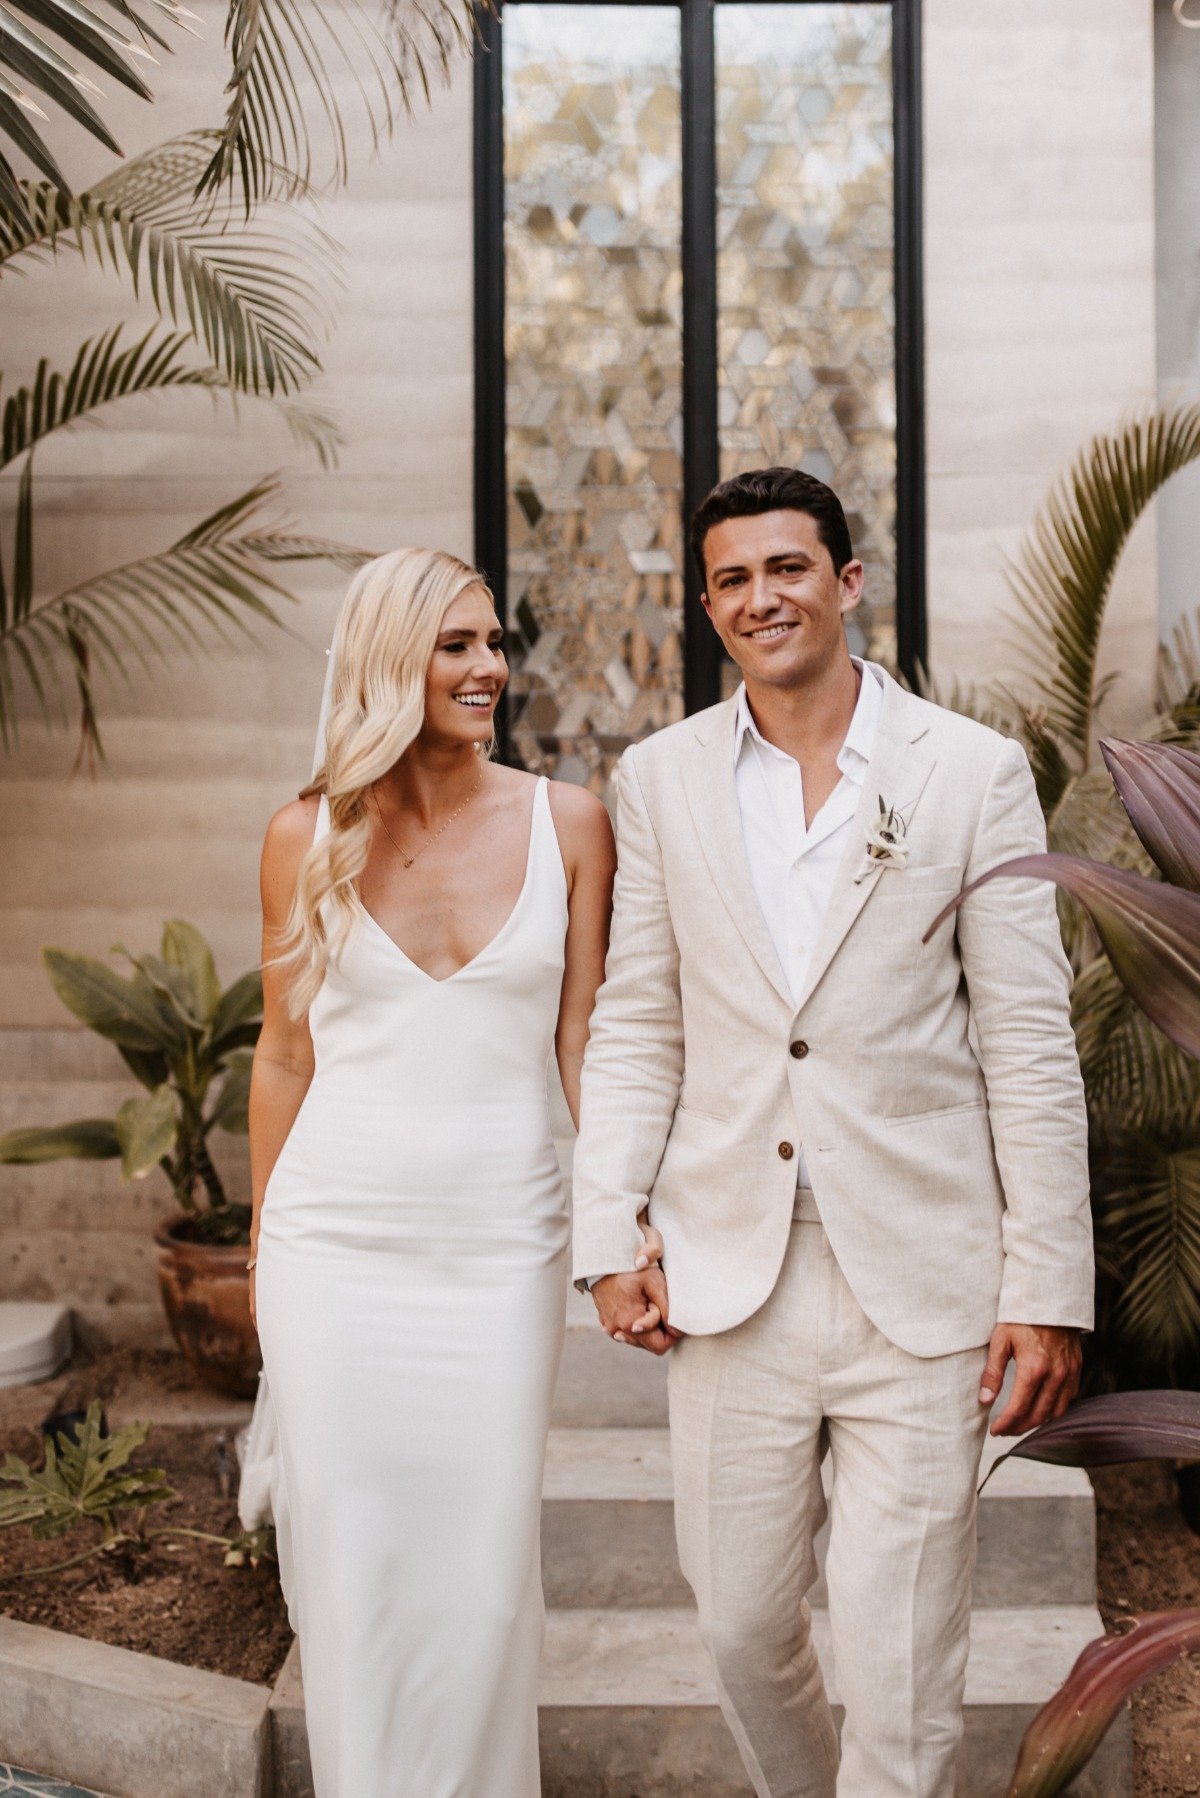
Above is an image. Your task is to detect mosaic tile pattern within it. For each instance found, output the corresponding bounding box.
[503,5,686,787]
[0,1769,109,1797]
[716,3,897,664]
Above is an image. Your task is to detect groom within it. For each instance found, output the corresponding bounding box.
[571,466,1094,1797]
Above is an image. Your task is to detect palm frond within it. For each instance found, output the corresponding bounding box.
[910,660,1019,735]
[1151,609,1200,747]
[2,133,340,396]
[0,0,192,229]
[201,0,478,210]
[1074,955,1200,1138]
[1094,1137,1200,1369]
[0,325,220,468]
[0,476,369,755]
[1007,402,1200,767]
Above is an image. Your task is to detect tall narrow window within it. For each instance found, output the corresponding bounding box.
[476,0,922,782]
[717,3,897,664]
[502,7,685,782]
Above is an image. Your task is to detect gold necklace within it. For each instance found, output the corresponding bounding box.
[370,764,485,870]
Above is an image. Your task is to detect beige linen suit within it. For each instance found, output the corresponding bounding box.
[571,668,1093,1797]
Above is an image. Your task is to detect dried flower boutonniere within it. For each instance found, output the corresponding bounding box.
[854,795,911,884]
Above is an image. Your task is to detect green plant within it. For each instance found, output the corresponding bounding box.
[0,130,372,759]
[924,403,1200,1378]
[0,1401,172,1546]
[0,1400,274,1579]
[0,919,263,1241]
[0,0,479,227]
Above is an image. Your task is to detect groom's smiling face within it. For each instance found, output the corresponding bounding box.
[699,509,864,690]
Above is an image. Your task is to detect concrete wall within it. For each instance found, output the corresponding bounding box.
[923,0,1160,724]
[1155,0,1200,646]
[0,1,1166,1339]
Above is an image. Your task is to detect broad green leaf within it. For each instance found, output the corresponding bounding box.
[0,1119,119,1163]
[42,946,175,1051]
[114,1083,177,1179]
[1007,1610,1200,1796]
[926,854,1200,1061]
[209,968,264,1055]
[161,920,222,1022]
[0,1401,172,1540]
[116,1042,170,1092]
[1102,738,1200,894]
[207,1052,252,1134]
[118,947,204,1030]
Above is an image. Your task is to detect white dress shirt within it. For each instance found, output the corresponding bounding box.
[733,658,884,1186]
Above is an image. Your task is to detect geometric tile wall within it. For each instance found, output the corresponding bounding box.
[503,2,897,781]
[717,3,896,666]
[504,5,686,787]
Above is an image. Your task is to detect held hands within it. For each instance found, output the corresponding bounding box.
[590,1212,680,1357]
[980,1322,1082,1436]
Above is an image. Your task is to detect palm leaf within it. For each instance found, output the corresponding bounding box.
[1072,954,1200,1138]
[202,0,478,209]
[0,476,370,754]
[2,133,339,396]
[0,326,342,470]
[1093,1137,1200,1368]
[0,326,220,468]
[1007,403,1200,768]
[0,0,192,228]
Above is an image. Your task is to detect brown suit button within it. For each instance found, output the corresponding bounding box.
[778,1141,795,1161]
[790,1041,809,1060]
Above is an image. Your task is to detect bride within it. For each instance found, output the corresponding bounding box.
[246,547,665,1796]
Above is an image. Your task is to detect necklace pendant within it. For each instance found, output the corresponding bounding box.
[402,855,415,870]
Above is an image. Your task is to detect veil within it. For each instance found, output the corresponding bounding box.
[236,624,340,1620]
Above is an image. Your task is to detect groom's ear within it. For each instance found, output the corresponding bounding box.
[838,559,865,616]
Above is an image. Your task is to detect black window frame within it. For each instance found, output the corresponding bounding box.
[473,0,925,743]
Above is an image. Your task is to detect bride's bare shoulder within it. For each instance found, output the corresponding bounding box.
[263,793,322,871]
[546,776,614,869]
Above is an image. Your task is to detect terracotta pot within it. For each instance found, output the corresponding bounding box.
[154,1219,261,1398]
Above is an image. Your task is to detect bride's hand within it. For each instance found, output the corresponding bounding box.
[635,1209,663,1270]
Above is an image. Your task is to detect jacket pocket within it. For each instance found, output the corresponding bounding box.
[885,1099,987,1127]
[675,1099,729,1125]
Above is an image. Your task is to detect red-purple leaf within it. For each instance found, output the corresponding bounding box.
[924,854,1200,1060]
[982,1391,1200,1493]
[1102,738,1200,893]
[1007,1610,1200,1797]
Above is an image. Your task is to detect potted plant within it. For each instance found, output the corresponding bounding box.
[0,921,263,1396]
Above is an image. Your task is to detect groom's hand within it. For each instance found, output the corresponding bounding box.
[591,1269,677,1356]
[981,1322,1082,1436]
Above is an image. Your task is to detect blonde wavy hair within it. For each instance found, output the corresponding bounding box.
[275,547,492,1016]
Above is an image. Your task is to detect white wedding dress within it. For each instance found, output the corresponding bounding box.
[253,775,569,1797]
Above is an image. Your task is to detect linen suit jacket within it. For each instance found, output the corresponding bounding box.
[570,666,1095,1357]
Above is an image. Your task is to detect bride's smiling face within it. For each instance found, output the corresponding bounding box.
[421,584,508,747]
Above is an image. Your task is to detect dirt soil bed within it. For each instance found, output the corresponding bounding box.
[0,1347,291,1686]
[1093,1461,1200,1796]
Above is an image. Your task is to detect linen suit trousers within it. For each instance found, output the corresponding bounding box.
[668,1212,990,1798]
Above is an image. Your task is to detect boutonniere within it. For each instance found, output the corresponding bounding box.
[854,795,911,884]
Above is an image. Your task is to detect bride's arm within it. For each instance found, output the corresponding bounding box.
[548,781,663,1279]
[247,800,319,1325]
[548,780,617,1132]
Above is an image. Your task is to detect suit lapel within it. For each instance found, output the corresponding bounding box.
[681,701,793,1006]
[792,674,936,1014]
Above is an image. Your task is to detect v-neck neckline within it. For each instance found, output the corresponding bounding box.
[353,778,543,986]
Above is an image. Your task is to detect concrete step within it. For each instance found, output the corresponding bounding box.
[553,1283,668,1427]
[540,1427,1096,1610]
[270,1607,1131,1798]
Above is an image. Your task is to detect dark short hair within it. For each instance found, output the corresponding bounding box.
[690,466,853,582]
